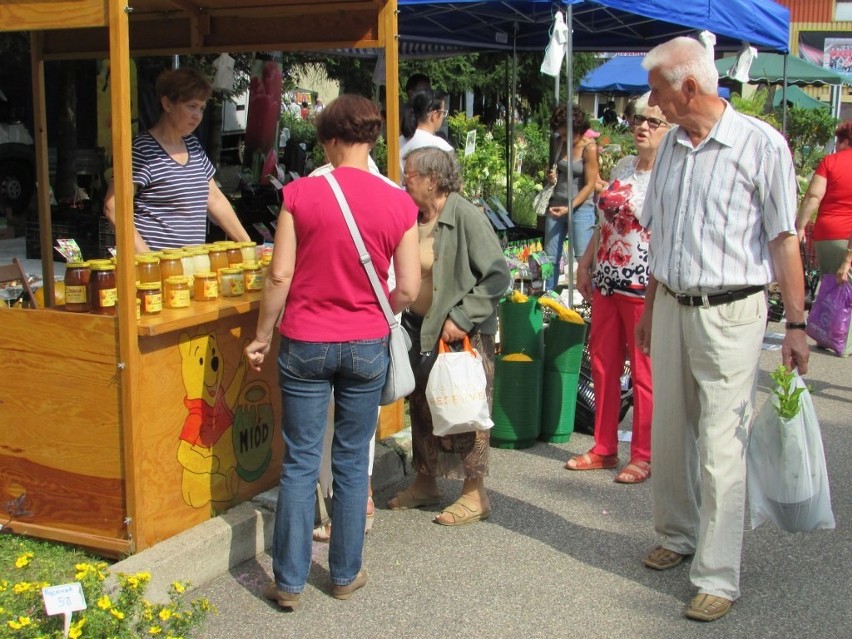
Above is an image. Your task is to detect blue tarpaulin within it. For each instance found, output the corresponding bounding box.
[579,55,732,97]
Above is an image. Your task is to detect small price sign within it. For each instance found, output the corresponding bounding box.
[42,583,87,638]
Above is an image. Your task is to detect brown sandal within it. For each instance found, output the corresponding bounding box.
[685,593,733,621]
[615,460,651,484]
[387,486,442,511]
[643,545,688,570]
[433,495,491,526]
[564,451,618,471]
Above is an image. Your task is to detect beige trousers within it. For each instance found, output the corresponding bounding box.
[649,288,766,600]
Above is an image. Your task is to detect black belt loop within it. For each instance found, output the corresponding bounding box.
[663,284,765,308]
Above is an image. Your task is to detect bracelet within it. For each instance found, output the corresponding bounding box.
[785,321,807,330]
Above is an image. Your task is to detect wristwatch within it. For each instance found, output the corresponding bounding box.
[785,322,807,330]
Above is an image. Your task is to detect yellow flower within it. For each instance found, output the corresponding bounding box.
[158,608,172,621]
[7,616,32,629]
[109,608,125,620]
[13,582,33,594]
[97,595,112,609]
[15,552,34,568]
[148,627,163,635]
[68,629,82,639]
[171,581,185,594]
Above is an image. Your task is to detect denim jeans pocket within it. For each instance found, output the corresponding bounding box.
[349,337,389,381]
[281,338,330,378]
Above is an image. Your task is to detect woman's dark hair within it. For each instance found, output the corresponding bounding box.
[835,120,852,146]
[550,104,590,136]
[155,67,211,104]
[404,147,462,194]
[315,94,382,145]
[401,89,447,139]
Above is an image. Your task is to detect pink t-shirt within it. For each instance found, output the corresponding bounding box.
[279,167,417,342]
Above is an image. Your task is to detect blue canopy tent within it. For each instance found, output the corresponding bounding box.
[579,55,731,99]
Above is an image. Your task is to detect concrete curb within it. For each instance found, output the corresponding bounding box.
[109,436,410,602]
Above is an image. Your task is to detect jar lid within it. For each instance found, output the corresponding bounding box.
[220,267,243,275]
[242,261,260,270]
[239,241,257,248]
[158,252,183,260]
[90,262,116,271]
[188,247,209,255]
[207,245,227,253]
[194,271,216,278]
[66,261,90,268]
[161,248,184,254]
[165,275,189,285]
[214,240,237,246]
[136,254,160,264]
[136,282,162,291]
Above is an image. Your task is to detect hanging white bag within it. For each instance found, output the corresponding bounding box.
[426,337,493,437]
[747,369,835,533]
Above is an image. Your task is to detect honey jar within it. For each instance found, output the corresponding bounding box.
[89,262,118,315]
[190,247,211,276]
[239,241,258,264]
[220,267,245,297]
[135,254,161,285]
[64,261,91,313]
[136,282,162,315]
[164,276,191,309]
[226,244,243,266]
[193,271,218,301]
[242,261,263,292]
[208,246,229,278]
[158,253,184,289]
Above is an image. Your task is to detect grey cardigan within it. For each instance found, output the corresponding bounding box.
[418,192,511,351]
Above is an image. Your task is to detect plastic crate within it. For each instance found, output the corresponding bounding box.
[540,369,580,443]
[490,357,542,449]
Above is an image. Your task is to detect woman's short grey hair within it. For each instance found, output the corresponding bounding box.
[633,92,651,115]
[643,36,718,95]
[403,147,462,194]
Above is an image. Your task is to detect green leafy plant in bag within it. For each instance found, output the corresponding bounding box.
[769,365,807,419]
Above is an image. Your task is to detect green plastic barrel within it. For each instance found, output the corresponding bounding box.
[490,357,543,449]
[540,369,580,443]
[543,319,587,372]
[499,299,543,359]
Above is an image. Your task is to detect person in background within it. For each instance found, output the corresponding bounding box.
[636,36,808,622]
[103,67,250,252]
[834,228,852,282]
[566,92,667,484]
[399,89,454,178]
[796,120,852,281]
[286,96,301,119]
[544,104,599,290]
[602,100,619,126]
[245,94,420,609]
[388,147,510,526]
[313,98,324,115]
[300,101,310,120]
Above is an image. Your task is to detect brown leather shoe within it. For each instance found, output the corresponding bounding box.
[262,581,301,610]
[643,545,689,570]
[330,570,367,600]
[685,593,733,621]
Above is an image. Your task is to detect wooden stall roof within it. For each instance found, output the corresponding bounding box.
[0,0,385,58]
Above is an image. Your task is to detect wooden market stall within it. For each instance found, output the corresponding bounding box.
[0,0,402,556]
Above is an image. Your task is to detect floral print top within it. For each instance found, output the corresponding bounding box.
[594,156,652,296]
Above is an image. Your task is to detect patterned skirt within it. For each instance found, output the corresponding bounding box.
[402,311,495,480]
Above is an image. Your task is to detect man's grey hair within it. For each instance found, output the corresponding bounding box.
[643,36,719,95]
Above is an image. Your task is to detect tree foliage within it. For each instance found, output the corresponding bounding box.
[783,105,838,174]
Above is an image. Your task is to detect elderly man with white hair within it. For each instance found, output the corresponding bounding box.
[635,36,809,622]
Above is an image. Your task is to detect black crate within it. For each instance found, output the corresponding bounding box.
[26,212,99,261]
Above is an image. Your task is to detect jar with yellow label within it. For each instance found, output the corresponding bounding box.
[239,241,258,264]
[135,254,161,285]
[64,261,91,313]
[220,267,245,297]
[89,262,118,315]
[158,253,184,289]
[193,271,218,301]
[136,282,163,315]
[242,261,263,292]
[164,276,191,309]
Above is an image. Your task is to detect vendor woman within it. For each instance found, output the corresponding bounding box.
[104,67,251,252]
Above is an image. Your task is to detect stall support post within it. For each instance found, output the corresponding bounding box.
[108,0,143,553]
[29,32,55,306]
[382,0,400,183]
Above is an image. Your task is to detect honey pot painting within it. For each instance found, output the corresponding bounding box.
[177,330,275,508]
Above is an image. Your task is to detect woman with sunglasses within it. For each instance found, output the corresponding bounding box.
[399,89,454,179]
[564,93,670,484]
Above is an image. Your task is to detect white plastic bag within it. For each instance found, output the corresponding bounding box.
[747,371,835,533]
[426,337,493,437]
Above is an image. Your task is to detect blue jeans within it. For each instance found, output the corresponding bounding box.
[272,336,388,593]
[544,199,596,290]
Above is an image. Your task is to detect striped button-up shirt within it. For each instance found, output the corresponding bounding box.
[639,104,797,294]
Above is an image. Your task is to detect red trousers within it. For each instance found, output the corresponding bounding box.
[588,290,652,463]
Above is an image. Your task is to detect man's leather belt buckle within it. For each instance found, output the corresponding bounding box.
[666,285,764,308]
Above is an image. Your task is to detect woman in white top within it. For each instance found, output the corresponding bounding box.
[399,89,454,178]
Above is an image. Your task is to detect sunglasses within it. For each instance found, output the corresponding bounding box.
[633,114,669,130]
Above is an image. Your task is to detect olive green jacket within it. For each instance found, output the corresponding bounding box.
[419,192,511,351]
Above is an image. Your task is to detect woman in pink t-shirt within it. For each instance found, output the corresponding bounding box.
[245,95,420,609]
[797,120,852,279]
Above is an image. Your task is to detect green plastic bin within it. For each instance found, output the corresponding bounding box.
[490,357,543,449]
[540,369,580,443]
[543,318,587,372]
[499,299,543,359]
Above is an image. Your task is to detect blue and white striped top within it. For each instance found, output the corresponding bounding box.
[639,104,797,294]
[132,132,215,251]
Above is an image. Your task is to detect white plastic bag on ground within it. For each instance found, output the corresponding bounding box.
[747,371,835,533]
[426,337,493,437]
